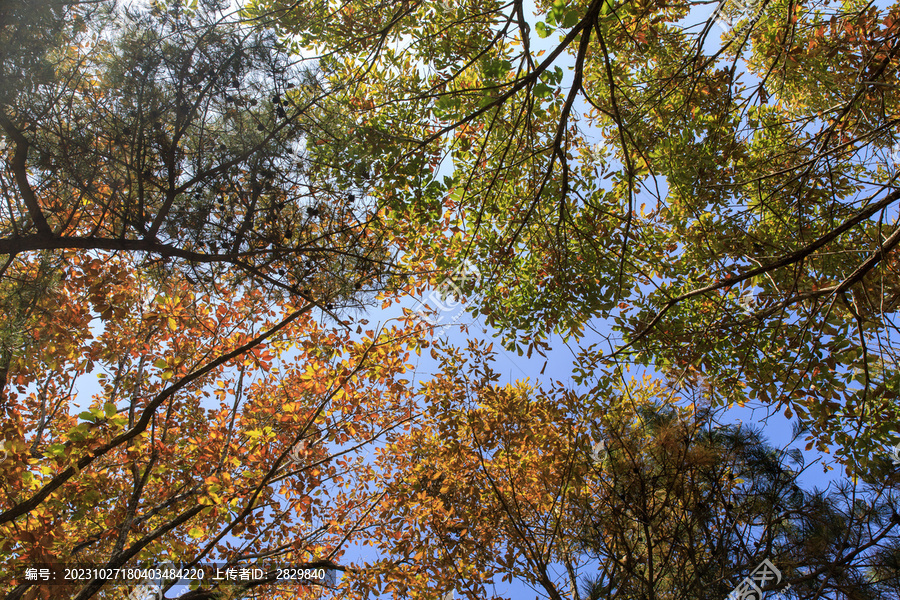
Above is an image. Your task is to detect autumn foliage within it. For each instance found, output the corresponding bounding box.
[4,0,900,598]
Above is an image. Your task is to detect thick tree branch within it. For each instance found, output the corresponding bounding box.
[0,111,52,236]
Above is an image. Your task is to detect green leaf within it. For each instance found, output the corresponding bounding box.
[554,66,564,83]
[103,402,117,418]
[600,0,613,17]
[563,10,579,28]
[46,443,66,457]
[534,82,553,98]
[535,21,552,38]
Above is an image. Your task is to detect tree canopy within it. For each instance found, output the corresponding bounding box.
[2,0,900,598]
[252,0,900,468]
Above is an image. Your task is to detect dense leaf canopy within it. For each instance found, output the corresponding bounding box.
[249,0,900,469]
[2,0,900,598]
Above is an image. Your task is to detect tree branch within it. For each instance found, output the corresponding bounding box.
[0,110,53,236]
